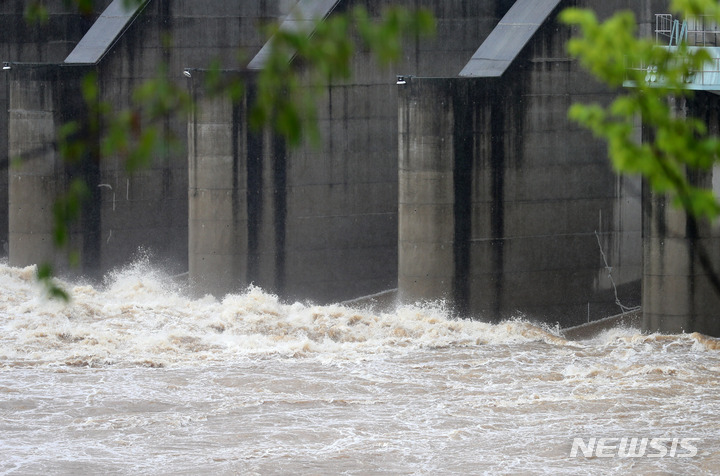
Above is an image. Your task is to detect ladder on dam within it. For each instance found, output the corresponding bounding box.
[625,13,720,94]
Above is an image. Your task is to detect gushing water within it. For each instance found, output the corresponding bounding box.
[1,260,719,474]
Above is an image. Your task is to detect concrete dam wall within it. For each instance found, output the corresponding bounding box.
[185,0,653,317]
[7,0,720,335]
[398,77,642,327]
[5,0,295,276]
[183,0,508,302]
[0,0,113,255]
[4,0,507,300]
[397,0,650,327]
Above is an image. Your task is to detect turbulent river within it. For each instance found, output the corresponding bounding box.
[1,260,719,475]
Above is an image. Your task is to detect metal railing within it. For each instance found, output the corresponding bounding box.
[623,15,720,89]
[655,13,720,47]
[656,14,673,44]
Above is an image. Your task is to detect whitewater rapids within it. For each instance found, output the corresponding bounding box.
[0,260,718,474]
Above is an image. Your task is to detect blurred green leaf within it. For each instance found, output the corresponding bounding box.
[25,2,49,24]
[36,263,70,302]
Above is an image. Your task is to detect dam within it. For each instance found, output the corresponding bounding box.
[1,0,719,335]
[2,3,720,473]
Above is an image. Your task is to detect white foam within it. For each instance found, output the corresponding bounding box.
[1,260,717,369]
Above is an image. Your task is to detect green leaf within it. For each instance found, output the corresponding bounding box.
[36,263,70,302]
[25,2,49,24]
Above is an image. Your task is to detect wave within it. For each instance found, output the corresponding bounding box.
[0,259,716,367]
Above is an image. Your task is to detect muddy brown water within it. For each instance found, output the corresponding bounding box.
[1,261,718,474]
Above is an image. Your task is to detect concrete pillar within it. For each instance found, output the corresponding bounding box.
[8,64,100,275]
[188,72,247,296]
[188,71,286,297]
[398,78,456,305]
[398,77,522,320]
[643,94,720,336]
[8,66,61,268]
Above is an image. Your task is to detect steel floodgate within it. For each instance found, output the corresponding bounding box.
[0,260,718,474]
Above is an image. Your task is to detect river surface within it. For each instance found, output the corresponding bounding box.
[1,260,719,475]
